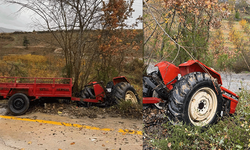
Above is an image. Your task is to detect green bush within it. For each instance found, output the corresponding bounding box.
[235,11,240,20]
[23,36,30,49]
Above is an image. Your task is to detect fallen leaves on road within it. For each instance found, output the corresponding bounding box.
[70,142,75,145]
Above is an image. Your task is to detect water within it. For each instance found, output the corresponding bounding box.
[220,72,250,93]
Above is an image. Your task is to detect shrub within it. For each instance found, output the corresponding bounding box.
[235,11,240,20]
[23,36,30,49]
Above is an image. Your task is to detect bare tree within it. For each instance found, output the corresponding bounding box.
[5,0,103,93]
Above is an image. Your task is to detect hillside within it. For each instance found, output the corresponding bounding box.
[0,29,143,96]
[0,27,21,33]
[0,30,143,57]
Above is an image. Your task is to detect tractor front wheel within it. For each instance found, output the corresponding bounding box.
[168,72,223,127]
[112,82,140,104]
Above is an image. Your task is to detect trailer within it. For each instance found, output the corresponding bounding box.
[0,76,140,115]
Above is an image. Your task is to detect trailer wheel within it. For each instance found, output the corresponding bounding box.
[111,82,140,104]
[168,72,223,127]
[8,93,30,115]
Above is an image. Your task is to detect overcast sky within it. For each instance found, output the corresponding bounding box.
[0,1,142,31]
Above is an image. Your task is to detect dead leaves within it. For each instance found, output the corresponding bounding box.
[168,142,171,148]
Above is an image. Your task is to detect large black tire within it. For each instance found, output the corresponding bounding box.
[168,72,223,127]
[77,87,94,107]
[111,82,140,104]
[8,93,30,115]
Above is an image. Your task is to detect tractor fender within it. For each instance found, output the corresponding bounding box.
[155,61,180,90]
[112,76,129,85]
[178,60,223,85]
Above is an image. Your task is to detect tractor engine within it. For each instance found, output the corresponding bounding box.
[143,61,180,109]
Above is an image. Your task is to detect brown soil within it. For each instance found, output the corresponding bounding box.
[143,107,168,150]
[0,99,142,120]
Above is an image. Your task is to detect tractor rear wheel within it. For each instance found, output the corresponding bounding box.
[112,82,140,104]
[77,87,94,107]
[8,93,30,115]
[168,72,223,127]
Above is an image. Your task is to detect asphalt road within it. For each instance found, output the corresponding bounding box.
[0,108,142,150]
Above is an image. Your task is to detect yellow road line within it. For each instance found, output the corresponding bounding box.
[0,115,142,135]
[118,129,142,135]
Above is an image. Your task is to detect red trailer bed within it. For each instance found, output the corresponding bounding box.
[0,77,73,100]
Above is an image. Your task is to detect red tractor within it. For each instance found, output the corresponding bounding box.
[143,60,239,127]
[0,76,140,115]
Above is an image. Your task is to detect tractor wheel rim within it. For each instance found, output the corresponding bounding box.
[125,91,137,103]
[152,91,164,109]
[188,87,217,126]
[13,98,25,110]
[154,102,164,109]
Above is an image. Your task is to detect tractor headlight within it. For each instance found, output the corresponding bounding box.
[146,64,159,75]
[106,88,112,93]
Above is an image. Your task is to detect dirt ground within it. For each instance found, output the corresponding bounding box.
[0,100,143,150]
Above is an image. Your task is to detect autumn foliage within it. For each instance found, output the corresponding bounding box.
[144,0,229,64]
[0,54,64,78]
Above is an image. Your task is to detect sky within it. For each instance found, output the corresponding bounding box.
[0,0,143,31]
